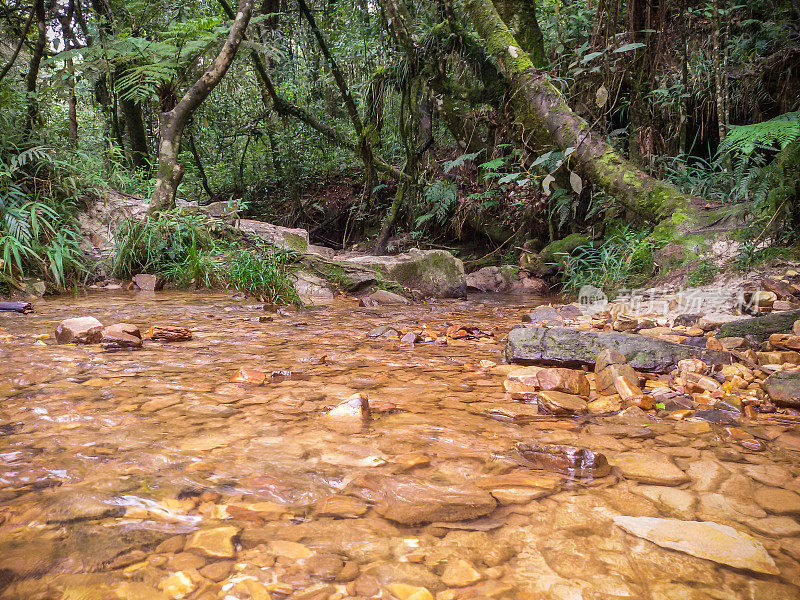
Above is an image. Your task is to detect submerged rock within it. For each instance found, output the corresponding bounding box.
[345,249,466,298]
[367,325,400,338]
[440,558,483,587]
[506,326,732,373]
[515,443,610,478]
[613,516,779,575]
[537,390,588,415]
[184,526,240,558]
[348,475,496,525]
[55,316,104,344]
[609,452,689,486]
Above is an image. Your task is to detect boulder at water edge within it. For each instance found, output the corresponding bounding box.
[237,219,310,253]
[763,370,800,408]
[345,249,466,298]
[506,326,732,373]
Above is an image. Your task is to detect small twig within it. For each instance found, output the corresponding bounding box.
[464,231,517,264]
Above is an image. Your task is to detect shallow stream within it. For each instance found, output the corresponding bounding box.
[1,291,799,599]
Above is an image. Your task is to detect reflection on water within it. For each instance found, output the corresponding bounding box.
[0,291,798,599]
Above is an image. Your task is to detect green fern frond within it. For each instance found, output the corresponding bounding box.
[719,112,800,156]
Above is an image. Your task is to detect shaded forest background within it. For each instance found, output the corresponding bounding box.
[1,0,799,293]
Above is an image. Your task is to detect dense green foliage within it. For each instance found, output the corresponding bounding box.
[1,0,798,295]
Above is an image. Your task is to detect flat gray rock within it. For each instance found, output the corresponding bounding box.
[505,326,732,373]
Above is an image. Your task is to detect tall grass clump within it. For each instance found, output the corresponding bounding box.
[226,248,300,305]
[0,145,89,290]
[110,211,216,279]
[559,229,656,295]
[111,211,301,304]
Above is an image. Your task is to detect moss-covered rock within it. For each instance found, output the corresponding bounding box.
[346,249,466,298]
[301,255,378,292]
[237,219,309,253]
[717,309,800,342]
[540,234,592,265]
[506,326,732,373]
[763,371,800,408]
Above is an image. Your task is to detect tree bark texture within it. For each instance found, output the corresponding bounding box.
[494,0,546,67]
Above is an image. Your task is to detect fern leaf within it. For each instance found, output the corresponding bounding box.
[719,112,800,156]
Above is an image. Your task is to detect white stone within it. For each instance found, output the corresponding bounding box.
[613,516,778,575]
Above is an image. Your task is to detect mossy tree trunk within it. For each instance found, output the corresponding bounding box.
[149,0,253,213]
[494,0,546,67]
[464,0,706,236]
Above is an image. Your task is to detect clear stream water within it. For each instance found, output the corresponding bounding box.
[0,291,798,599]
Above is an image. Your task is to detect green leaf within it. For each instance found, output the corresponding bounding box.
[614,43,646,53]
[498,172,522,185]
[479,157,507,172]
[532,151,553,167]
[444,151,482,173]
[581,51,605,63]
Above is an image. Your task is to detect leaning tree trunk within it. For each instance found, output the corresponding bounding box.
[494,0,546,67]
[0,6,35,84]
[149,0,253,213]
[464,0,707,238]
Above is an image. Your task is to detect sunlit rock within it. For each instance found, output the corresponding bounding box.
[101,323,142,349]
[326,393,371,419]
[613,516,779,574]
[55,316,103,344]
[184,525,239,558]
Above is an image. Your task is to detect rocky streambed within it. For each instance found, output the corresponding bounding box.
[1,290,800,600]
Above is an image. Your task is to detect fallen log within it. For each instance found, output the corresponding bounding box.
[0,301,33,313]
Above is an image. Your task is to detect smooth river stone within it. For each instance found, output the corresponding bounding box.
[613,516,779,575]
[184,526,240,558]
[753,487,800,515]
[609,452,689,486]
[349,475,496,525]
